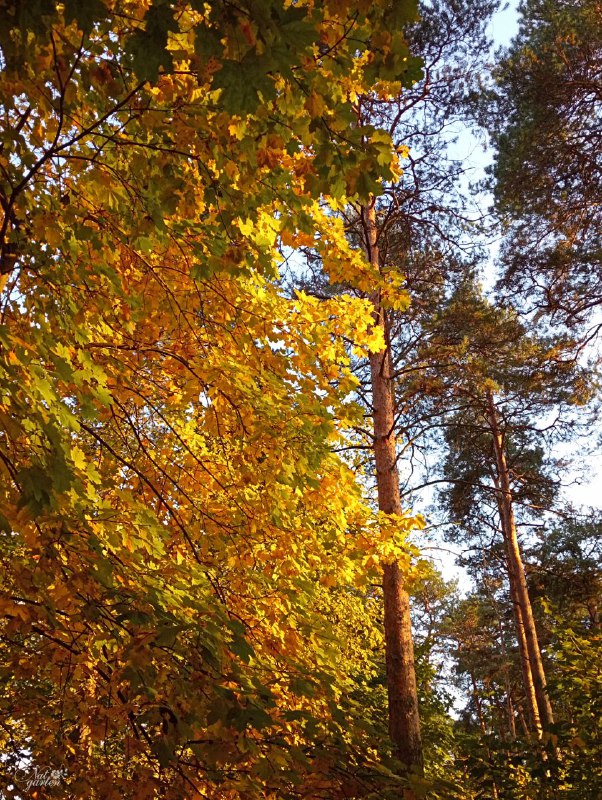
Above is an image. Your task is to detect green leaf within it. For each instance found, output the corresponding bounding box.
[154,625,180,648]
[153,739,175,768]
[126,0,177,82]
[194,24,223,62]
[229,631,255,664]
[64,0,108,34]
[214,58,276,114]
[355,170,382,202]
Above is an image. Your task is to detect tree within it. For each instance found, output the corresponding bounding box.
[0,2,427,797]
[363,199,425,778]
[489,0,602,331]
[447,514,602,799]
[530,512,602,633]
[293,2,497,779]
[414,279,593,740]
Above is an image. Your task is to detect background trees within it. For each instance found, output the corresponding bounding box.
[490,0,602,330]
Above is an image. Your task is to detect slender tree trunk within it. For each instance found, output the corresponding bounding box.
[486,391,555,733]
[498,620,517,739]
[493,483,542,736]
[470,672,488,736]
[470,673,500,800]
[518,706,530,737]
[363,199,423,776]
[506,691,517,740]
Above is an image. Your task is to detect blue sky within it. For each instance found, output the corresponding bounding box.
[490,0,520,47]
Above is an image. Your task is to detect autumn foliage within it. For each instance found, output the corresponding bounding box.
[0,1,426,797]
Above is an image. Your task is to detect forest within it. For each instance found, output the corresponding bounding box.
[0,0,600,798]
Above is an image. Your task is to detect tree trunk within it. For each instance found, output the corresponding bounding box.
[498,619,517,739]
[470,672,487,736]
[506,690,517,741]
[493,485,542,737]
[518,706,530,737]
[363,199,423,776]
[486,391,555,733]
[470,673,500,800]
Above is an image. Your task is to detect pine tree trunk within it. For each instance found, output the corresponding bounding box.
[506,691,517,740]
[363,200,423,776]
[498,620,518,739]
[493,488,542,736]
[486,391,555,733]
[470,672,487,736]
[470,673,500,800]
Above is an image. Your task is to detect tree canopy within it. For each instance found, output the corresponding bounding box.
[490,0,602,328]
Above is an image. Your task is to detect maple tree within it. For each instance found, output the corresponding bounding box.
[0,1,429,797]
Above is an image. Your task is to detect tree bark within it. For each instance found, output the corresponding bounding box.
[498,619,518,739]
[470,672,488,736]
[486,390,555,733]
[363,200,423,776]
[493,484,542,736]
[506,691,517,741]
[470,673,500,800]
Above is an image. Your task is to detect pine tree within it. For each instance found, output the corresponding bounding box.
[417,279,592,738]
[489,0,602,330]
